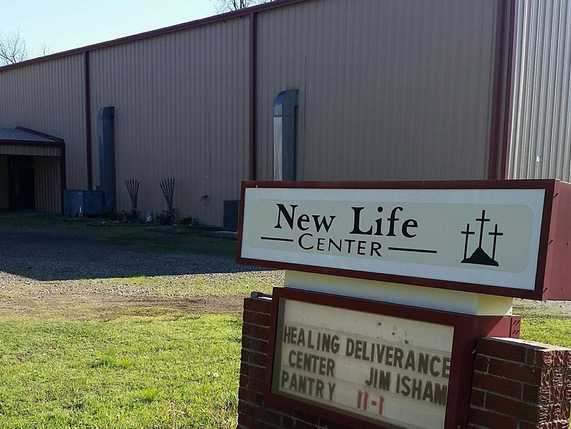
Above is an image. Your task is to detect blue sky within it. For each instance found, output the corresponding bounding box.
[3,0,219,58]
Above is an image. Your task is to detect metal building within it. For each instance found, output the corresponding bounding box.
[0,0,568,226]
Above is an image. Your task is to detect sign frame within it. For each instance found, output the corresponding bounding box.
[265,287,516,429]
[236,179,565,300]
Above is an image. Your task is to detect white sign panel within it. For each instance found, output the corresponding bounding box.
[273,299,454,429]
[240,187,546,292]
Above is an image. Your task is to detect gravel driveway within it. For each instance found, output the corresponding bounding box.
[0,225,568,319]
[0,226,282,319]
[0,228,253,281]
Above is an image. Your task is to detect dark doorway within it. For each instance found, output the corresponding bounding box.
[8,156,35,210]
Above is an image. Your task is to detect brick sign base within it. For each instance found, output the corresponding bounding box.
[469,337,571,429]
[238,295,571,429]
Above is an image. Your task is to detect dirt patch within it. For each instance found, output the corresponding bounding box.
[0,292,245,320]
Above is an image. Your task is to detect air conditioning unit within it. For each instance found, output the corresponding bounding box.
[64,190,105,217]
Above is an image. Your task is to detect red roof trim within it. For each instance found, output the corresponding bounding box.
[0,0,308,74]
[15,126,64,143]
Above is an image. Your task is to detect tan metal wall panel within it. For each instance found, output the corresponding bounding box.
[89,18,250,224]
[34,157,61,214]
[0,145,61,157]
[508,0,571,181]
[256,0,500,181]
[0,55,86,189]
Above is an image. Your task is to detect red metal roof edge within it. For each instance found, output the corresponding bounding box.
[14,126,64,143]
[0,0,308,74]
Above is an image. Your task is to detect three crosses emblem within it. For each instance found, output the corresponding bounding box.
[461,210,503,267]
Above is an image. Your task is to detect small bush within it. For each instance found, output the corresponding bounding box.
[179,216,194,226]
[125,210,140,223]
[156,210,176,225]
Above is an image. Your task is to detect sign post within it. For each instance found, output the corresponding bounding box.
[236,179,571,429]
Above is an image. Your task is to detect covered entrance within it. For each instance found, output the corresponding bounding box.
[0,127,65,213]
[8,156,35,210]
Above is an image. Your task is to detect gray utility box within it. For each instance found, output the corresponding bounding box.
[223,200,240,231]
[64,190,105,217]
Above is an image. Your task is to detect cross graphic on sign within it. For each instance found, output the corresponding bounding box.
[460,209,502,267]
[461,223,475,260]
[475,209,490,248]
[489,224,504,260]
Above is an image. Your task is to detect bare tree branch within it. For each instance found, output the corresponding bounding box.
[0,31,27,65]
[213,0,272,13]
[39,43,50,57]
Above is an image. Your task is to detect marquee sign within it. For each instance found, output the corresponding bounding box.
[266,288,516,429]
[237,180,571,300]
[274,298,452,428]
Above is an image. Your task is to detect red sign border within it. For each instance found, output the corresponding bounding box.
[236,179,556,300]
[265,287,516,429]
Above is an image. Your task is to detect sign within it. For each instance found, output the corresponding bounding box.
[266,288,517,429]
[238,180,571,300]
[274,298,453,428]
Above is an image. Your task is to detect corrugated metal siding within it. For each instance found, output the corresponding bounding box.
[89,19,250,224]
[0,55,86,188]
[34,157,61,213]
[508,0,571,181]
[0,145,61,157]
[256,0,500,181]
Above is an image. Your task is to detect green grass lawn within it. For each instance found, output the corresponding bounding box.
[95,225,236,256]
[520,315,571,348]
[0,312,242,429]
[0,213,270,427]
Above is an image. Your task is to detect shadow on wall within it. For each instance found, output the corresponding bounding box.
[0,228,258,281]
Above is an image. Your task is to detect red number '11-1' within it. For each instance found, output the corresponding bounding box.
[356,390,384,416]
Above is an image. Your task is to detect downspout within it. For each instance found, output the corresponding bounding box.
[488,0,516,179]
[60,142,67,214]
[499,0,517,179]
[84,51,93,190]
[249,12,258,181]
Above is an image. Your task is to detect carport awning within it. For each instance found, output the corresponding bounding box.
[0,127,64,157]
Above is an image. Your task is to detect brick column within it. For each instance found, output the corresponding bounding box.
[468,337,571,429]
